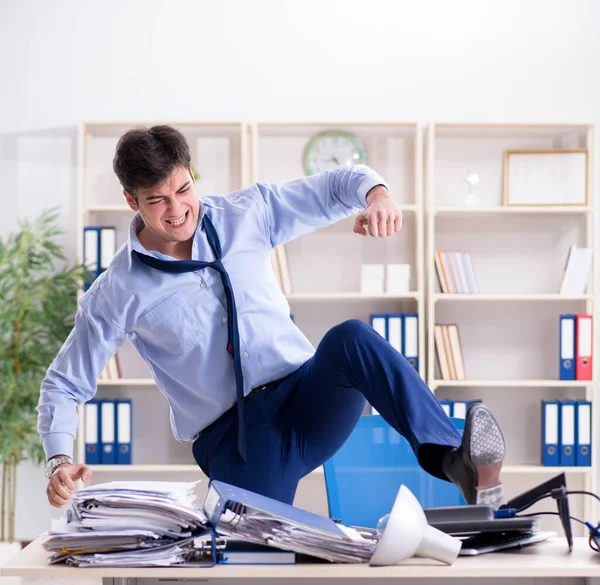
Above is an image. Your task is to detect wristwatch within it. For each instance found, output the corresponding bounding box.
[45,456,73,479]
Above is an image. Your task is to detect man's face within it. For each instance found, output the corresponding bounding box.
[125,165,201,245]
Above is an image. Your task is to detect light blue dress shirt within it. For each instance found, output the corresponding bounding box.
[36,165,388,459]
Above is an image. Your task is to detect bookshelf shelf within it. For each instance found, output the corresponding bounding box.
[88,464,201,473]
[502,465,591,475]
[434,205,593,216]
[287,292,419,302]
[85,462,586,476]
[433,293,593,302]
[86,464,325,475]
[432,379,593,389]
[85,205,133,213]
[97,378,156,386]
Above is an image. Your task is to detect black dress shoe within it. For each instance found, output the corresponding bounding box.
[442,402,506,508]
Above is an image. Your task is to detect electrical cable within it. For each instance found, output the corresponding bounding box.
[516,490,600,552]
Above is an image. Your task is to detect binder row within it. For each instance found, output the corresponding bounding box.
[438,399,480,419]
[84,399,132,465]
[541,399,591,467]
[83,226,117,291]
[369,313,419,371]
[559,314,593,380]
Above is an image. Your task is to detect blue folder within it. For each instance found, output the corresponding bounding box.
[541,400,560,467]
[99,399,117,465]
[115,399,132,465]
[402,313,419,372]
[84,400,100,465]
[203,480,346,538]
[559,400,576,467]
[559,314,576,380]
[575,400,592,466]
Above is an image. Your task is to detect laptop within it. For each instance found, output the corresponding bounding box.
[458,530,557,556]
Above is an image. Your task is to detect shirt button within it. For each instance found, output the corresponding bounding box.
[222,317,228,323]
[201,282,207,288]
[243,352,249,358]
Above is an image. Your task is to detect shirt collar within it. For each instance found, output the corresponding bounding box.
[126,200,218,271]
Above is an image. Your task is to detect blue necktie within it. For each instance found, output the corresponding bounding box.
[132,212,247,461]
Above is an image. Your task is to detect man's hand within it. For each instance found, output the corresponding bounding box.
[353,185,403,237]
[46,463,93,508]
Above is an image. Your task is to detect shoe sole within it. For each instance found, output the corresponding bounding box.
[463,404,506,507]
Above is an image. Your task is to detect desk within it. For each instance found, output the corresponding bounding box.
[2,537,600,584]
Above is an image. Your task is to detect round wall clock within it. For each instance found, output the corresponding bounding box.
[302,129,368,175]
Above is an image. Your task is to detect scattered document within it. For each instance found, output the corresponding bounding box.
[42,478,464,568]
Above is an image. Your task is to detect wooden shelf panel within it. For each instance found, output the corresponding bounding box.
[432,379,593,389]
[86,464,324,474]
[433,293,593,302]
[434,205,592,215]
[97,378,156,386]
[287,292,419,301]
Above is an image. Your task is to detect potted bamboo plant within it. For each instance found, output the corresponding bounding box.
[0,208,83,554]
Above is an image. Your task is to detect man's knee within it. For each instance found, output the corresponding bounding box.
[321,319,372,347]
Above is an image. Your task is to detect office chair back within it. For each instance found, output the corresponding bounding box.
[323,414,465,529]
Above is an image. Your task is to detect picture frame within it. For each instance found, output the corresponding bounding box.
[503,149,589,206]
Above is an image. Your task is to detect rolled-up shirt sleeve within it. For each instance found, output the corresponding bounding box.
[253,164,389,247]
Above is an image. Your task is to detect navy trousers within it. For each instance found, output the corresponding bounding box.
[192,319,462,504]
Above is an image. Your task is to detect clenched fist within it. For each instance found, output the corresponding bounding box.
[46,463,93,508]
[354,185,402,237]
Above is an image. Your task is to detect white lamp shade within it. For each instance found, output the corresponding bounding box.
[369,485,461,566]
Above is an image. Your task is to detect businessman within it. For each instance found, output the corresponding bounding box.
[38,125,505,510]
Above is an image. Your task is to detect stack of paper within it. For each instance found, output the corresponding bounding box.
[214,509,377,563]
[42,481,209,567]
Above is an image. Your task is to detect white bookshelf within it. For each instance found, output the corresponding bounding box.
[74,120,597,533]
[425,122,596,532]
[251,121,425,379]
[432,380,594,389]
[433,293,594,301]
[74,120,249,470]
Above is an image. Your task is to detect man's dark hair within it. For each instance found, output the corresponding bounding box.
[112,125,192,199]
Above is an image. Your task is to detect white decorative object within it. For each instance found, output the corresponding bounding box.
[386,264,411,293]
[504,149,588,206]
[463,171,481,207]
[360,264,384,294]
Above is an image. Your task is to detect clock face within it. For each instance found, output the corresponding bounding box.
[303,130,368,175]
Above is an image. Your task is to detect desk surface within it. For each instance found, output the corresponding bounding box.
[2,537,600,579]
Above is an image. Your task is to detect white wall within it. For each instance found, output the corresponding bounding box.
[1,0,599,542]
